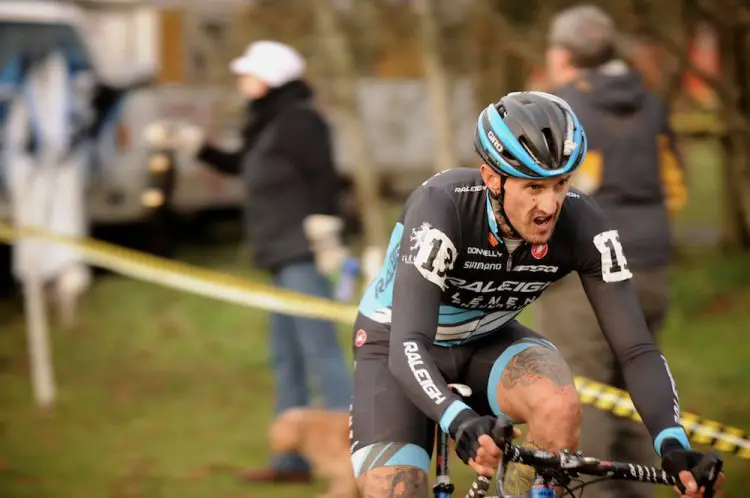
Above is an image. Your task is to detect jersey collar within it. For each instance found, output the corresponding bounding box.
[485,192,502,247]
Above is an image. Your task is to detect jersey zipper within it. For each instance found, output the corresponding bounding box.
[505,242,531,272]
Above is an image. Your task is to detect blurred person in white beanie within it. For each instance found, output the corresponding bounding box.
[146,40,353,484]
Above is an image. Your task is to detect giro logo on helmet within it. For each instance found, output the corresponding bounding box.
[487,130,504,154]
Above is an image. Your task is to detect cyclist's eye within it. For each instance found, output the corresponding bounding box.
[553,178,570,191]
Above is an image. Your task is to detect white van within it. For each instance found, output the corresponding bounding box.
[0,0,244,230]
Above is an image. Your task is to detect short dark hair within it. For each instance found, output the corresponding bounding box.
[548,5,617,69]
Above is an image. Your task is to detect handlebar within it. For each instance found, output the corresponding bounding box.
[467,422,723,498]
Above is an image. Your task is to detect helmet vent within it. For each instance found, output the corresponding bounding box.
[518,136,540,165]
[541,127,557,162]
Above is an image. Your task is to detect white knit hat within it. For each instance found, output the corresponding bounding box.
[230,40,306,88]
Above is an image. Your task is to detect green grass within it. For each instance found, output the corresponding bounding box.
[0,245,749,498]
[675,139,723,229]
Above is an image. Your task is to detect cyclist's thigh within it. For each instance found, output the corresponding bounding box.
[461,321,567,422]
[350,317,434,497]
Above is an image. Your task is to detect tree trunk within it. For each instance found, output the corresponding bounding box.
[717,15,750,249]
[415,0,458,174]
[312,0,387,252]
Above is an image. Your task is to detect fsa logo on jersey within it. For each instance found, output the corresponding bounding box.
[513,264,558,273]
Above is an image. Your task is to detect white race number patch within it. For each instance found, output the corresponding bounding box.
[413,228,457,289]
[593,230,633,283]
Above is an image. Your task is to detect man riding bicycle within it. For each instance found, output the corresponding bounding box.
[348,91,724,497]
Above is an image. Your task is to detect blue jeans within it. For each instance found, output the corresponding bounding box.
[268,260,353,472]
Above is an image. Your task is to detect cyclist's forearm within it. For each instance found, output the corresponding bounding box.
[582,277,689,452]
[619,349,690,452]
[388,196,469,432]
[388,334,465,429]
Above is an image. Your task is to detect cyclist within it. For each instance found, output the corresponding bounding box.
[348,91,724,497]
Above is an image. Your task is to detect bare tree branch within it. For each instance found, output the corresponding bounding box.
[694,0,750,27]
[414,0,459,174]
[642,26,735,106]
[312,0,386,247]
[488,8,546,66]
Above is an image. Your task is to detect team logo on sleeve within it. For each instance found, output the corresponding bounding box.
[531,243,548,260]
[410,222,433,251]
[412,225,457,290]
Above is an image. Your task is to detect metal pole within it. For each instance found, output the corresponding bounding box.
[23,251,56,408]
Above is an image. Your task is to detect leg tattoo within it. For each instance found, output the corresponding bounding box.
[359,466,429,498]
[501,346,574,389]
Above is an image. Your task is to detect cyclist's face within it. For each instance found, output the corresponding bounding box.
[502,175,572,244]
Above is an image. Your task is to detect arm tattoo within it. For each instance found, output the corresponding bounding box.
[360,467,429,498]
[501,346,574,389]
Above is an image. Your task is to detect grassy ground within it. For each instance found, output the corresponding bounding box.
[1,139,748,497]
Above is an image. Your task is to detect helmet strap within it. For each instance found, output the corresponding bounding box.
[488,176,521,240]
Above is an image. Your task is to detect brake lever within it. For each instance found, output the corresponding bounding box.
[490,420,515,498]
[693,452,723,498]
[490,419,514,450]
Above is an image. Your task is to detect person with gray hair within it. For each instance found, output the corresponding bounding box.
[547,4,617,71]
[534,5,688,498]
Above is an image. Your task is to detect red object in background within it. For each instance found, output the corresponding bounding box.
[683,23,720,109]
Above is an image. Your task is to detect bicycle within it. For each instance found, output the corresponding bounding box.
[434,384,723,498]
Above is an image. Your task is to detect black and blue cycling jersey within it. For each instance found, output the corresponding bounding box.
[353,167,689,455]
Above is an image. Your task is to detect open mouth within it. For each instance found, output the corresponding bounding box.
[533,215,554,226]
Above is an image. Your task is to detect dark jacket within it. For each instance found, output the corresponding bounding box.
[556,64,687,269]
[197,80,342,271]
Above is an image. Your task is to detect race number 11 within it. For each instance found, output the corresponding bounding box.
[593,230,633,283]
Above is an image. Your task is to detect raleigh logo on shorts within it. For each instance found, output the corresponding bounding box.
[403,341,446,404]
[531,243,549,260]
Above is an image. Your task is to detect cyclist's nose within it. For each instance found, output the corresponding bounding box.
[536,191,559,215]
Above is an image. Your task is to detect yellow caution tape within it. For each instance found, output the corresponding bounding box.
[575,377,750,459]
[0,224,358,324]
[1,223,747,459]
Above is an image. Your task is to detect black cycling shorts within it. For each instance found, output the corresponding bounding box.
[349,314,557,477]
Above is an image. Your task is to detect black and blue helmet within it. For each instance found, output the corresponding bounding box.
[474,91,587,179]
